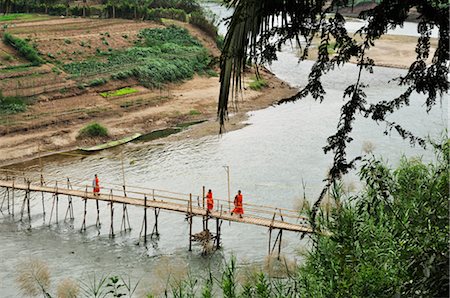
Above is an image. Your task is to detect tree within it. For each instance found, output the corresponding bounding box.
[217,0,449,223]
[108,0,120,18]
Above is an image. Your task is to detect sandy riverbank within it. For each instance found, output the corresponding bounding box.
[0,69,297,167]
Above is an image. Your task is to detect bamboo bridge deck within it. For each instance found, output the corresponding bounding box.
[0,169,313,255]
[0,180,311,233]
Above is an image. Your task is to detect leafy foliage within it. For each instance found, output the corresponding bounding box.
[2,33,43,66]
[0,92,28,114]
[299,143,449,297]
[63,26,210,88]
[77,122,109,139]
[218,0,449,219]
[248,77,267,90]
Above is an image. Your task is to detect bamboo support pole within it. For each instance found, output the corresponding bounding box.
[202,186,205,230]
[56,192,59,224]
[278,230,283,260]
[65,178,74,221]
[0,187,7,211]
[26,184,31,229]
[109,190,114,238]
[81,189,87,232]
[41,174,45,220]
[11,179,14,216]
[20,188,27,221]
[96,198,100,228]
[215,217,220,249]
[152,208,160,236]
[268,212,276,255]
[144,195,147,244]
[188,193,192,251]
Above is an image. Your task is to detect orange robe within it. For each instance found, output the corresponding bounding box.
[93,177,100,194]
[232,194,244,214]
[206,192,214,211]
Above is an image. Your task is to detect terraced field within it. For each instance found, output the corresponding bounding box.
[0,16,219,133]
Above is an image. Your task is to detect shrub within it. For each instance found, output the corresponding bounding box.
[77,122,108,139]
[63,26,211,88]
[87,78,108,87]
[248,77,268,90]
[2,33,43,66]
[146,8,187,22]
[0,93,28,114]
[189,11,218,40]
[189,109,201,115]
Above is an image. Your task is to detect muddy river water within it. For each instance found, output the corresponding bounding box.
[0,4,447,296]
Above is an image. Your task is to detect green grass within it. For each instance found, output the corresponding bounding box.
[3,33,44,65]
[77,122,108,138]
[189,109,201,115]
[63,26,211,88]
[0,64,34,74]
[0,13,50,22]
[100,87,138,98]
[248,77,268,90]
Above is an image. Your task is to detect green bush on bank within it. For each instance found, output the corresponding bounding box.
[146,8,187,22]
[295,143,449,297]
[2,33,43,66]
[189,10,217,40]
[77,122,108,138]
[248,77,268,90]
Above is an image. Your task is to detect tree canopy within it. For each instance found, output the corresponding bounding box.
[218,0,449,218]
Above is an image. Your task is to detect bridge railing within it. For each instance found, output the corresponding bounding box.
[0,168,310,226]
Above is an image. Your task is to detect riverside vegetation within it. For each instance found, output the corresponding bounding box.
[15,140,449,297]
[63,26,211,88]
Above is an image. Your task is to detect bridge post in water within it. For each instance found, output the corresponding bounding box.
[109,190,114,238]
[152,208,160,237]
[144,195,147,244]
[81,187,87,232]
[202,186,205,230]
[40,174,45,221]
[65,178,74,222]
[95,199,100,228]
[26,180,31,229]
[188,193,193,251]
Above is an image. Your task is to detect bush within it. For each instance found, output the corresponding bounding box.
[3,33,43,66]
[77,122,108,138]
[146,8,187,22]
[87,78,108,87]
[248,77,268,90]
[189,10,218,40]
[296,146,449,297]
[0,93,28,114]
[64,26,211,88]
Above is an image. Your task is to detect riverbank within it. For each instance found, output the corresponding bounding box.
[0,68,297,167]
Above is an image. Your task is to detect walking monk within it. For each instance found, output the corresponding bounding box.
[93,174,100,196]
[232,190,244,218]
[206,189,214,213]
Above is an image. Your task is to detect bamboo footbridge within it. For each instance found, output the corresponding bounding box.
[0,168,312,255]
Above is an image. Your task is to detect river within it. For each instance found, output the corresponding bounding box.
[0,3,447,296]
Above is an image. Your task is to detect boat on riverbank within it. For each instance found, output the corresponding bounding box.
[79,133,142,152]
